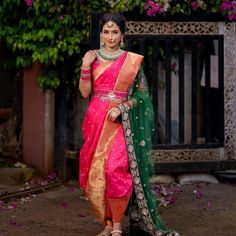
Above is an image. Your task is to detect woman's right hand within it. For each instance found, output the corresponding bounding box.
[82,50,97,67]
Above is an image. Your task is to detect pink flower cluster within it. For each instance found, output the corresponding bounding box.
[24,0,33,7]
[190,1,201,10]
[221,0,236,20]
[145,0,163,17]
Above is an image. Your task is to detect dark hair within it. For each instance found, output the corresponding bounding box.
[99,13,126,34]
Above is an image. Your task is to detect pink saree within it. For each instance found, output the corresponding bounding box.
[80,51,143,223]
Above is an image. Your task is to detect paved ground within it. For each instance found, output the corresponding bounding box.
[0,170,236,236]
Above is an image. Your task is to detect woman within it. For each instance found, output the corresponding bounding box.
[79,13,178,236]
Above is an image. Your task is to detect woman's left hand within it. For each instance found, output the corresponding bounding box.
[108,107,121,121]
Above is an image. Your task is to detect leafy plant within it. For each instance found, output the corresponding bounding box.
[0,0,234,90]
[0,0,111,89]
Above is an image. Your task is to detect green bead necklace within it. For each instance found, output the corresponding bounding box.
[97,48,124,61]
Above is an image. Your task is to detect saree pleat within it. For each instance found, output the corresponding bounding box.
[85,103,120,222]
[80,52,134,223]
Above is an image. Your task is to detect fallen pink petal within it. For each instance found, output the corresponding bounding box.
[193,190,204,199]
[47,172,57,181]
[152,183,182,207]
[8,203,17,209]
[8,219,23,227]
[67,186,75,192]
[207,201,213,208]
[79,214,86,217]
[61,202,69,208]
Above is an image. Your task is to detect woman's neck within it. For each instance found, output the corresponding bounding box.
[104,46,120,52]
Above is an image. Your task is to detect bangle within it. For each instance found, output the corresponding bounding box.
[80,76,91,83]
[81,67,91,74]
[80,65,91,83]
[124,101,132,109]
[81,73,90,77]
[81,69,90,74]
[124,99,137,109]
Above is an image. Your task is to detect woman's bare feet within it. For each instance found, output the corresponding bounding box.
[111,222,122,236]
[96,225,113,236]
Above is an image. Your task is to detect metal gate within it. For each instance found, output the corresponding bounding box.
[90,13,236,172]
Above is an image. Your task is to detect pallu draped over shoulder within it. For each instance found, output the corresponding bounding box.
[79,51,179,236]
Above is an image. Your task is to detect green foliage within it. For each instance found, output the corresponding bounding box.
[0,0,231,89]
[0,0,111,89]
[36,69,60,90]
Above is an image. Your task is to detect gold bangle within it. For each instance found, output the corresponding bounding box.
[81,73,90,77]
[81,66,91,70]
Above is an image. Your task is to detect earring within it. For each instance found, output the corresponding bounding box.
[120,38,125,49]
[100,37,104,48]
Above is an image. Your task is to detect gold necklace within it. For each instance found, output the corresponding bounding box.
[97,48,124,61]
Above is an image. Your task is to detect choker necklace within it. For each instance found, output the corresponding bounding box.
[97,48,124,61]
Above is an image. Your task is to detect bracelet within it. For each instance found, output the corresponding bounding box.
[80,76,91,83]
[81,68,91,74]
[123,99,137,109]
[124,101,132,109]
[80,65,91,83]
[81,73,90,77]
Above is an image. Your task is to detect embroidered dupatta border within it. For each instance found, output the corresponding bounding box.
[118,103,179,236]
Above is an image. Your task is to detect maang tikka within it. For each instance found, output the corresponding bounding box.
[106,21,114,28]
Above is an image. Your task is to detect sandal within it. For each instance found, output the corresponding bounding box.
[111,229,122,235]
[96,225,113,236]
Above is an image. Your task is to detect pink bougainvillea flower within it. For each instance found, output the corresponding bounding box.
[221,0,233,11]
[24,0,33,7]
[47,172,57,181]
[8,202,17,209]
[228,13,236,20]
[61,202,69,208]
[193,189,204,199]
[8,219,23,227]
[220,0,236,20]
[190,1,200,10]
[145,0,163,17]
[152,184,182,207]
[165,195,176,204]
[172,185,183,193]
[67,186,75,192]
[207,200,212,208]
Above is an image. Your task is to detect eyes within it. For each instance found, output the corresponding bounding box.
[102,30,120,35]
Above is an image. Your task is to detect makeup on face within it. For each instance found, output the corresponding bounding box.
[101,21,123,51]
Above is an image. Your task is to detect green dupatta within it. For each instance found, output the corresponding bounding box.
[118,67,178,236]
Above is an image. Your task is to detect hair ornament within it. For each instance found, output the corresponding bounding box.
[107,21,114,28]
